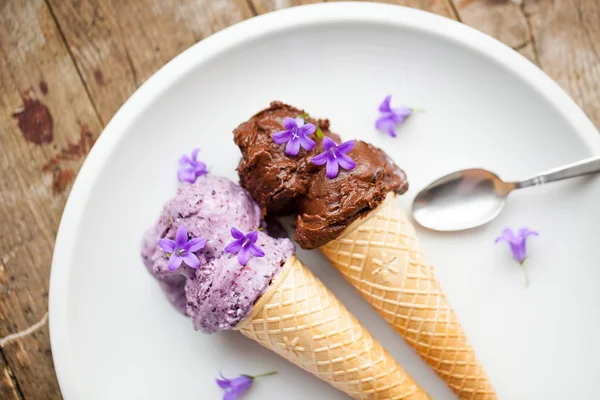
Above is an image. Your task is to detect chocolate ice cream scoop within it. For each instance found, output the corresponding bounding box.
[234,101,339,215]
[234,102,408,249]
[295,140,408,249]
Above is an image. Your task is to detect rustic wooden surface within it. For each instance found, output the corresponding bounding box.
[0,0,598,397]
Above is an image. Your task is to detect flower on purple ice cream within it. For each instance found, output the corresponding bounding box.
[224,227,265,266]
[177,148,208,183]
[310,136,356,179]
[216,371,277,400]
[158,225,206,271]
[495,227,538,287]
[375,95,412,138]
[272,117,317,156]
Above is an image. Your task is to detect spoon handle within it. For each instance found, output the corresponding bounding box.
[515,155,600,189]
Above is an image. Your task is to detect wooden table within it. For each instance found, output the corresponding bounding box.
[0,0,598,398]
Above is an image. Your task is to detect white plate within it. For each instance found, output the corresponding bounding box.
[49,3,600,399]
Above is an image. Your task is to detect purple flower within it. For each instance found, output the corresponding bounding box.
[158,225,206,271]
[495,227,538,286]
[178,148,208,183]
[376,95,412,137]
[224,227,265,266]
[272,117,316,156]
[311,137,356,179]
[216,372,277,400]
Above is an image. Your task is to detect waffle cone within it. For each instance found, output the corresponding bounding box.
[321,193,496,399]
[235,254,429,400]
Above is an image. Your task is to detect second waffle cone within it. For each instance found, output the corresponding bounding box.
[321,193,496,399]
[236,255,429,400]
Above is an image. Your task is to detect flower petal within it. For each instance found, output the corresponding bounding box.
[181,252,200,269]
[393,106,412,118]
[387,125,397,138]
[272,130,292,144]
[224,239,243,254]
[310,152,328,165]
[495,228,516,244]
[158,238,176,253]
[285,138,301,156]
[216,374,231,389]
[375,115,394,131]
[283,117,297,130]
[518,228,539,239]
[246,231,258,243]
[230,376,253,391]
[326,159,339,179]
[250,244,265,257]
[195,160,208,171]
[177,168,196,183]
[191,148,201,161]
[175,225,188,247]
[194,165,208,178]
[337,140,354,154]
[379,95,392,112]
[322,136,337,151]
[230,227,244,239]
[167,254,183,271]
[299,135,316,151]
[179,154,191,167]
[238,246,250,266]
[294,117,305,127]
[223,392,238,400]
[185,237,206,252]
[337,153,356,171]
[509,242,527,263]
[299,123,316,136]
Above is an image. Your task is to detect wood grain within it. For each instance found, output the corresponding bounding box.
[452,0,600,126]
[524,0,600,128]
[0,348,21,400]
[0,0,104,398]
[251,0,456,18]
[46,0,254,123]
[454,0,538,64]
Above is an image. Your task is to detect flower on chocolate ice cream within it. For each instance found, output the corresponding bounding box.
[376,95,412,137]
[272,117,316,156]
[216,371,277,400]
[311,137,356,179]
[177,148,208,183]
[297,113,325,138]
[158,225,206,271]
[495,227,538,287]
[224,227,265,266]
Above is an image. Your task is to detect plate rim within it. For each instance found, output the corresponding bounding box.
[48,2,600,398]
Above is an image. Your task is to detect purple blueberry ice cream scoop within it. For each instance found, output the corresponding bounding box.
[186,232,293,333]
[141,174,294,332]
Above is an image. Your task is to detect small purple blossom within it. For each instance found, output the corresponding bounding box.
[495,227,538,287]
[272,117,316,156]
[224,227,265,266]
[216,372,276,400]
[311,137,356,179]
[177,148,208,183]
[158,225,206,271]
[216,374,252,400]
[376,95,412,137]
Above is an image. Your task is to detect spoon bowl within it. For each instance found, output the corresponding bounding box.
[412,169,515,231]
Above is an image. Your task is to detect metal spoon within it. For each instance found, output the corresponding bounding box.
[412,155,600,231]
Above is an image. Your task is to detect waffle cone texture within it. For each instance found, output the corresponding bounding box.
[235,255,430,400]
[321,193,496,399]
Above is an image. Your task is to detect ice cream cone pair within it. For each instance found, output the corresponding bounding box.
[235,193,495,399]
